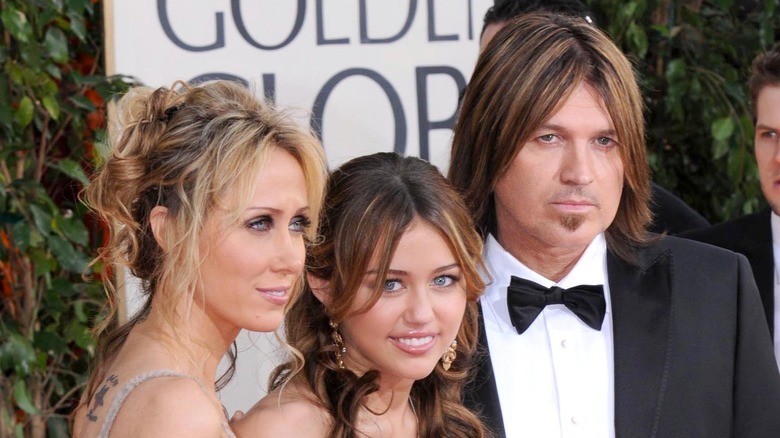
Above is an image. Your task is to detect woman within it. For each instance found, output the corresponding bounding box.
[233,152,487,437]
[72,80,327,437]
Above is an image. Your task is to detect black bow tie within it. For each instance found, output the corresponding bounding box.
[506,276,606,334]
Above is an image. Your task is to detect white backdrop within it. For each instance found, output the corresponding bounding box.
[105,0,492,413]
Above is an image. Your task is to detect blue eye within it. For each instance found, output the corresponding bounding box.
[290,216,311,233]
[432,275,458,287]
[596,137,616,147]
[539,134,556,142]
[248,216,271,231]
[383,279,402,292]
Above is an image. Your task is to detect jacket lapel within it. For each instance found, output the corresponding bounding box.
[738,209,774,335]
[608,247,673,438]
[464,302,505,437]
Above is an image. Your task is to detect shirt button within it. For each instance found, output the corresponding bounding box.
[560,339,568,348]
[571,416,579,425]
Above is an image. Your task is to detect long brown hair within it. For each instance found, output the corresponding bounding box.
[450,12,651,262]
[270,152,487,437]
[81,80,326,403]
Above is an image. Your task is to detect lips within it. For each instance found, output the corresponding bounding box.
[390,334,437,355]
[552,200,595,213]
[257,287,289,305]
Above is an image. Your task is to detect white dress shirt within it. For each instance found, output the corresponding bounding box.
[481,233,615,438]
[770,211,780,371]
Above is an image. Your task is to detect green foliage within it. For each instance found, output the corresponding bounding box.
[588,0,780,222]
[0,1,131,436]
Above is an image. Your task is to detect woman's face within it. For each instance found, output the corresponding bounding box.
[197,147,310,338]
[340,218,468,385]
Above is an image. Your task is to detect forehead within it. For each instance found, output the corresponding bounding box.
[756,85,780,120]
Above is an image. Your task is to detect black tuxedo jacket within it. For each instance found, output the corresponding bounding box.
[465,236,780,438]
[680,208,774,337]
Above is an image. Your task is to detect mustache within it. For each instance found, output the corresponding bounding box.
[548,187,600,207]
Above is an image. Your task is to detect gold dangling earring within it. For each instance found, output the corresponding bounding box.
[330,320,346,369]
[441,339,457,371]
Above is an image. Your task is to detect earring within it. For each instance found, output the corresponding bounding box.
[441,339,457,371]
[330,320,346,369]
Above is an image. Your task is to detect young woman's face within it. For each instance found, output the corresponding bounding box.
[340,218,468,385]
[197,148,310,338]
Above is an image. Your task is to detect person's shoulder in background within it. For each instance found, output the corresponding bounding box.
[649,182,710,235]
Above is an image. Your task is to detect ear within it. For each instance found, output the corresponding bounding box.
[307,273,330,306]
[149,206,169,250]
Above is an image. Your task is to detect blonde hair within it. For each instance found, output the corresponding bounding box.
[82,80,327,402]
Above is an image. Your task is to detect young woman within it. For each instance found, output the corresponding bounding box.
[72,80,327,437]
[233,152,487,437]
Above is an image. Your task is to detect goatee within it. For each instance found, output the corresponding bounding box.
[560,214,585,231]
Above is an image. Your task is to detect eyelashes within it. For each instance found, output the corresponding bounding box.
[246,214,311,233]
[380,274,462,294]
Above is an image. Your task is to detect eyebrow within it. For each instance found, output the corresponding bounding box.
[245,206,310,214]
[365,263,461,277]
[537,124,617,137]
[756,123,778,131]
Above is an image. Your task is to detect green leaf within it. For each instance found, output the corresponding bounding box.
[13,380,41,415]
[74,300,88,323]
[53,158,90,186]
[1,7,33,43]
[65,319,94,350]
[56,214,90,246]
[44,27,69,63]
[713,138,730,159]
[67,11,87,41]
[29,204,53,235]
[69,94,95,111]
[711,117,734,141]
[48,234,89,273]
[15,96,34,128]
[30,247,56,276]
[0,334,37,375]
[42,94,60,120]
[666,59,687,82]
[34,331,68,355]
[627,22,648,58]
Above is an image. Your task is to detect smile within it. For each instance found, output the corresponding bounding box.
[390,335,437,355]
[396,336,434,346]
[257,288,289,305]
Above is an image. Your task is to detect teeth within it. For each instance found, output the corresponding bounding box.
[397,336,433,346]
[266,291,285,296]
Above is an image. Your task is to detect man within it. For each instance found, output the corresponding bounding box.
[479,0,710,236]
[451,13,780,437]
[682,44,780,370]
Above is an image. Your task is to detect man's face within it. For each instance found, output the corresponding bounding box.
[755,85,780,213]
[493,82,624,260]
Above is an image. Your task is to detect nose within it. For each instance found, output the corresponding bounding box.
[559,141,594,186]
[404,287,435,326]
[270,229,305,275]
[773,140,780,163]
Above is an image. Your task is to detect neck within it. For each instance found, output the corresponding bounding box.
[357,380,418,437]
[498,232,589,282]
[138,295,239,383]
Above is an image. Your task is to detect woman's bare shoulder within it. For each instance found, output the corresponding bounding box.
[232,386,329,438]
[108,375,225,438]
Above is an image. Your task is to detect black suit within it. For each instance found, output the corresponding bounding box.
[649,182,710,235]
[465,235,780,437]
[680,208,774,337]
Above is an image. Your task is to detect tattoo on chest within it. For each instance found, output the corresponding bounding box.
[86,374,119,422]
